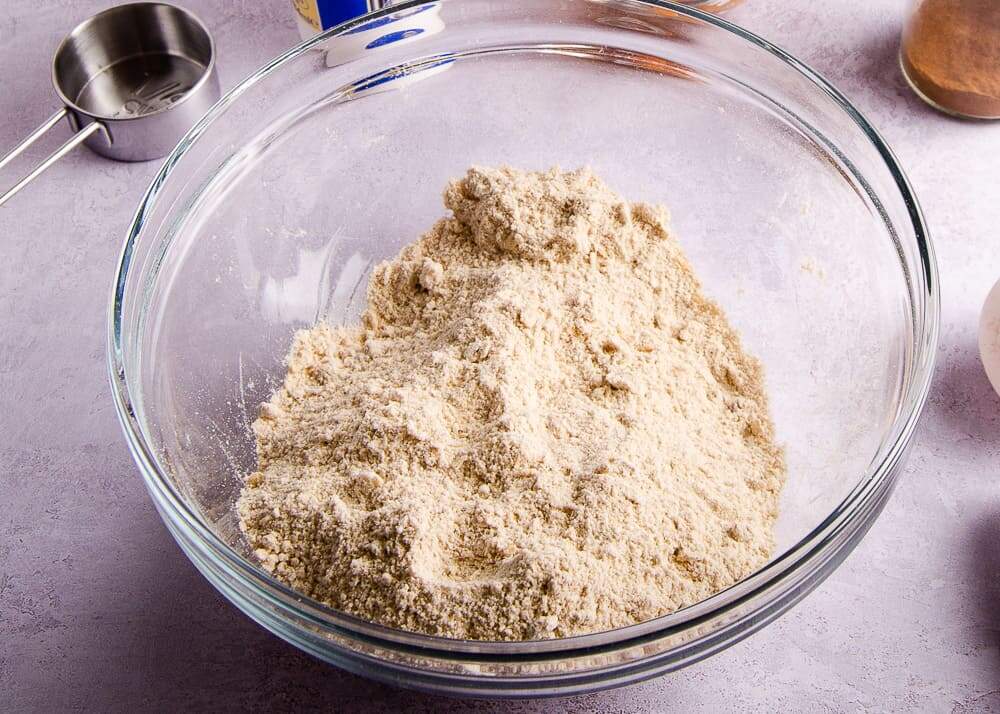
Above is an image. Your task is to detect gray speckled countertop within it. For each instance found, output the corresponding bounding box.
[2,0,998,711]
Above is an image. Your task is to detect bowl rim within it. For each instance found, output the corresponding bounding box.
[107,0,940,663]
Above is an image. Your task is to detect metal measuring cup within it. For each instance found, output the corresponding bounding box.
[0,2,220,207]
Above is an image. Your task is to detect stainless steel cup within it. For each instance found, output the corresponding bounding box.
[0,2,220,206]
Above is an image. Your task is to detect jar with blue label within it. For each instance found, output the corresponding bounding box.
[292,0,392,40]
[292,1,446,77]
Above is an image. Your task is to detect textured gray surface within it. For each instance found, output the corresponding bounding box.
[1,0,998,711]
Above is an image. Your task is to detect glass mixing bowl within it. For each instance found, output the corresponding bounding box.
[108,0,938,697]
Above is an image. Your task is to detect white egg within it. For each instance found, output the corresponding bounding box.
[979,277,1000,398]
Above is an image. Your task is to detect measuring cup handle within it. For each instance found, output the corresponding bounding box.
[0,109,106,208]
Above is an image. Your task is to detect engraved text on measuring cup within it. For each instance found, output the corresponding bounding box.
[116,77,192,117]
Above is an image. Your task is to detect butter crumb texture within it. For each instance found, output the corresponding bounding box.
[237,166,786,640]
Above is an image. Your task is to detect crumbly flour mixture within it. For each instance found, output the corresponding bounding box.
[238,167,785,640]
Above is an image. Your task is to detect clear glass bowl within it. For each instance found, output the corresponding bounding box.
[109,0,938,698]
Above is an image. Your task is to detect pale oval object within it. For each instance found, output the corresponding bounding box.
[979,277,1000,398]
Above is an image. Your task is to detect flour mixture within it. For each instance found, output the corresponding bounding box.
[237,166,786,640]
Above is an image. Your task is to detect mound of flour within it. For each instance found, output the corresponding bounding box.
[237,166,785,640]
